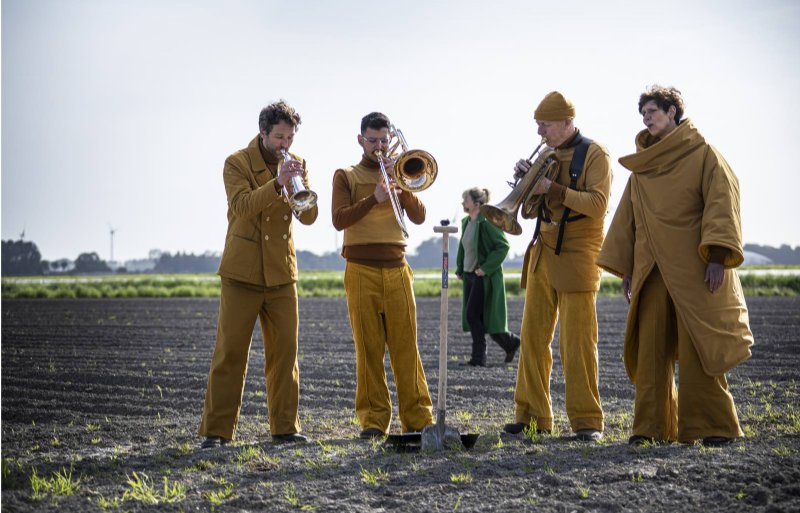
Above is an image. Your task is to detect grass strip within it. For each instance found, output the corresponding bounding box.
[3,271,799,298]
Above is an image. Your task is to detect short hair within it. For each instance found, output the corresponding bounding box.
[638,85,685,124]
[259,99,301,134]
[360,112,391,134]
[462,187,490,205]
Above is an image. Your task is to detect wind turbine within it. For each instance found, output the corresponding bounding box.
[109,224,118,263]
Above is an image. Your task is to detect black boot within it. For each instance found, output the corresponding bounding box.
[468,331,487,367]
[491,332,520,363]
[504,333,520,363]
[459,359,487,367]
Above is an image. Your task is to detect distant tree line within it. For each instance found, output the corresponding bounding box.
[6,238,797,277]
[744,244,800,265]
[153,252,220,273]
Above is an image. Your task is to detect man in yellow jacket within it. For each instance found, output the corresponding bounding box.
[597,85,753,447]
[505,91,612,442]
[199,100,318,448]
[331,112,433,439]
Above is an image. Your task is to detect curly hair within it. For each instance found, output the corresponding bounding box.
[638,85,685,124]
[360,112,391,134]
[259,99,302,134]
[462,187,490,205]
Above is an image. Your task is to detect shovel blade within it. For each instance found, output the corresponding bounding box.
[384,430,480,452]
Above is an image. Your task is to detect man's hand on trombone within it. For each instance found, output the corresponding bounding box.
[374,158,401,203]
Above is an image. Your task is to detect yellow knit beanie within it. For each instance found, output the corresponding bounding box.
[534,91,576,121]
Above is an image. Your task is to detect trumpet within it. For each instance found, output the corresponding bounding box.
[375,125,438,239]
[479,138,559,235]
[279,149,318,214]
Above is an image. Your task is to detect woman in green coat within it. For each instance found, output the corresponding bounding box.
[456,187,520,366]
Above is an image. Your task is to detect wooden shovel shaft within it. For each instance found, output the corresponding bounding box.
[433,224,458,416]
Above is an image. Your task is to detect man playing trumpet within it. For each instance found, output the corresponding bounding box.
[199,99,317,448]
[331,112,434,439]
[505,91,612,442]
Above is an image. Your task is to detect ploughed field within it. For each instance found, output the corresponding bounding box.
[2,296,799,512]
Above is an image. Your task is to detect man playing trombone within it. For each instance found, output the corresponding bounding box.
[199,99,318,448]
[505,91,612,442]
[331,112,434,439]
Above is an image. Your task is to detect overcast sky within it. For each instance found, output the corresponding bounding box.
[3,0,799,263]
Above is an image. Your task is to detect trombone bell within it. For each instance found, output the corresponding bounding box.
[395,149,437,192]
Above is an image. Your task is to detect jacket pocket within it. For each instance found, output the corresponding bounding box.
[219,234,261,282]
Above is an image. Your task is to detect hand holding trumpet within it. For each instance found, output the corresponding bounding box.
[278,149,318,213]
[513,157,552,194]
[513,158,532,180]
[276,151,304,187]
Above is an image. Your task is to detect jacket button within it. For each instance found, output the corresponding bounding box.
[283,234,287,240]
[266,216,270,222]
[264,235,269,241]
[283,215,288,221]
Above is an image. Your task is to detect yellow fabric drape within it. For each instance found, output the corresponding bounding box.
[597,119,753,377]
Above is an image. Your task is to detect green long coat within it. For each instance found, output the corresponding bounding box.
[456,215,511,334]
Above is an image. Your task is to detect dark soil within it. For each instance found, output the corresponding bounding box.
[2,296,799,512]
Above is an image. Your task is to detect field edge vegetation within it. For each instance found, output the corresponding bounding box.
[2,269,799,299]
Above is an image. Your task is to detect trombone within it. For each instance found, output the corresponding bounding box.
[375,125,437,238]
[279,149,318,214]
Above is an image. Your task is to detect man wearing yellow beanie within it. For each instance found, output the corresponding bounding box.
[504,91,612,442]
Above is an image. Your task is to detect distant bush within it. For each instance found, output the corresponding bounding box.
[739,274,800,296]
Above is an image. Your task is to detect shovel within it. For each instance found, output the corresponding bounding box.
[385,220,479,452]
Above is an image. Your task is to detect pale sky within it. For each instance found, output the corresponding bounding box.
[3,0,799,263]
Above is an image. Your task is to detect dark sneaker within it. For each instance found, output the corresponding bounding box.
[628,435,653,446]
[503,422,526,434]
[272,433,309,444]
[575,429,603,442]
[359,428,386,439]
[628,435,671,447]
[200,436,229,449]
[505,334,521,363]
[504,422,551,435]
[701,436,734,447]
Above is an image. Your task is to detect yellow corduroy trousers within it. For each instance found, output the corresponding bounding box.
[633,268,742,443]
[344,262,433,433]
[515,255,604,432]
[199,278,301,440]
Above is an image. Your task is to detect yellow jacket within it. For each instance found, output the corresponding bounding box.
[597,119,753,377]
[217,135,318,287]
[521,138,612,292]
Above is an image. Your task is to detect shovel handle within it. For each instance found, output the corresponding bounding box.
[433,222,458,414]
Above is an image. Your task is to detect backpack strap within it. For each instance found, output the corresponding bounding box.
[554,134,592,255]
